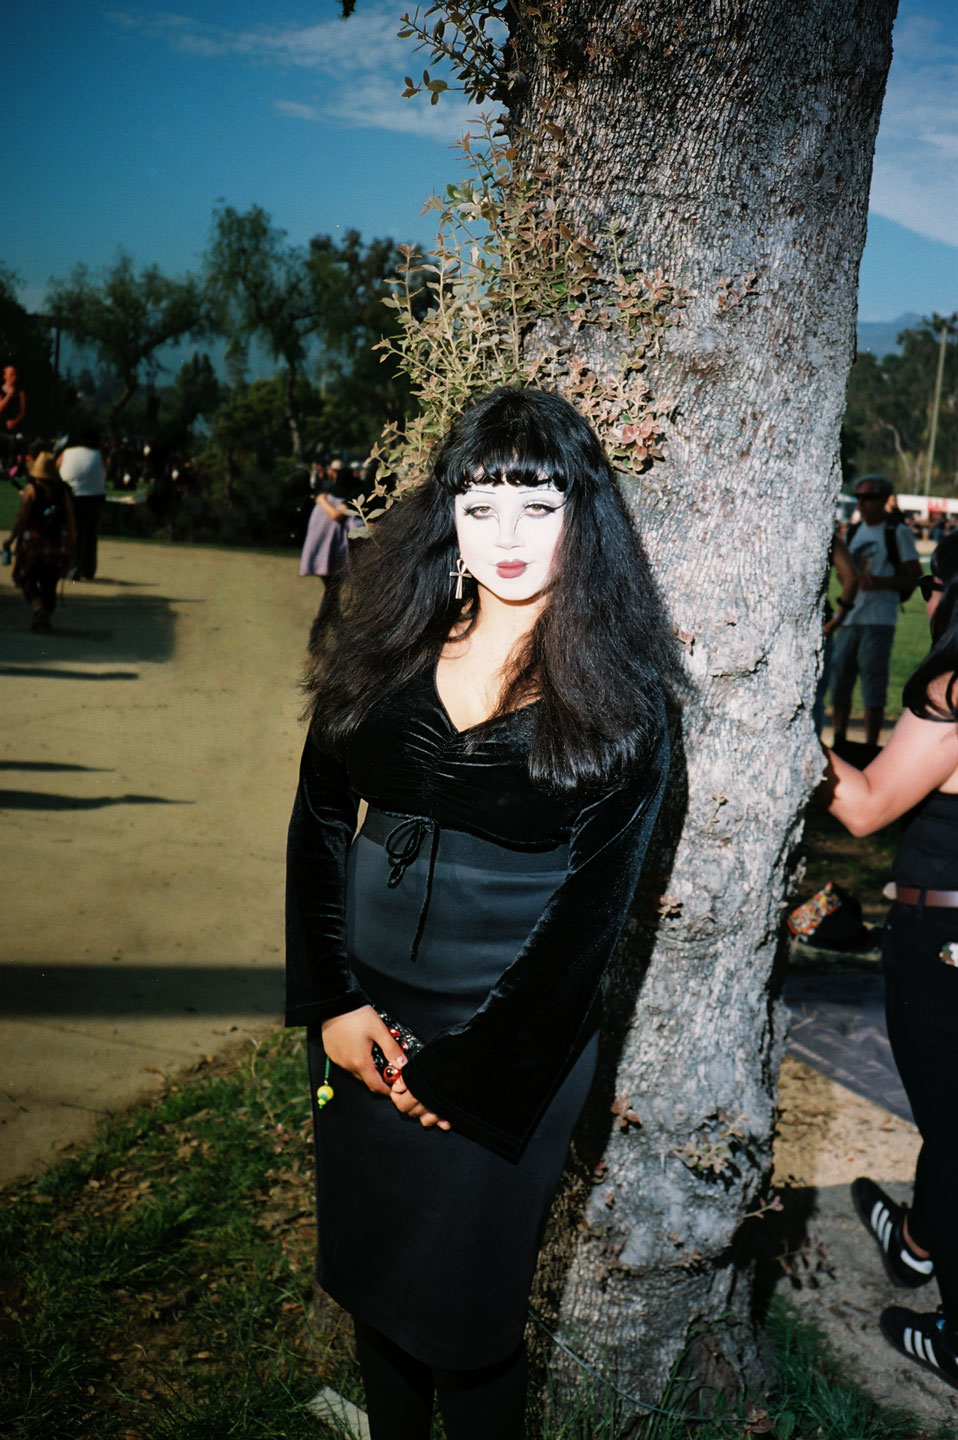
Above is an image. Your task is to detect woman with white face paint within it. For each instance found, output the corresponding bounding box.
[286,387,678,1439]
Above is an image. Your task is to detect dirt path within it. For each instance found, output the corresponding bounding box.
[0,538,317,1183]
[1,539,954,1428]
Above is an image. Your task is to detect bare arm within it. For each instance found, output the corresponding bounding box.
[822,704,958,836]
[825,534,860,634]
[4,483,36,547]
[317,492,349,521]
[832,534,858,604]
[859,557,922,594]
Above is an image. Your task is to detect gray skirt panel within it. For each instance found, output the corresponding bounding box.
[310,811,595,1369]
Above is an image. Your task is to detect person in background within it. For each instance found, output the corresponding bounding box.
[814,530,859,737]
[57,426,107,579]
[299,458,364,638]
[830,474,922,747]
[0,363,26,434]
[2,451,75,630]
[821,532,958,1393]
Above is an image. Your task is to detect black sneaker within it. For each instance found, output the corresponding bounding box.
[880,1307,958,1392]
[851,1177,935,1288]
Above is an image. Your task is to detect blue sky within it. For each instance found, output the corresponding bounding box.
[5,0,958,331]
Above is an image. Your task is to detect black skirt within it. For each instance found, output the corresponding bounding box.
[307,810,597,1369]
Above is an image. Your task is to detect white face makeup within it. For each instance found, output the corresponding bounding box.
[454,483,566,605]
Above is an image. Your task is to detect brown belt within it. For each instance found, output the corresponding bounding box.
[894,885,958,908]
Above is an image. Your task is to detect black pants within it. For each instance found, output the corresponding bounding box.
[353,1320,527,1440]
[22,562,60,614]
[72,494,105,579]
[883,901,958,1319]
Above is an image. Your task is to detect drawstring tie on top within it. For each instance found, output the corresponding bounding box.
[384,815,440,963]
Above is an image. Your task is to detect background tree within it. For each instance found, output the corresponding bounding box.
[204,205,320,460]
[47,252,203,449]
[204,208,423,463]
[309,228,432,428]
[844,314,958,492]
[169,353,222,445]
[0,264,64,438]
[354,0,899,1420]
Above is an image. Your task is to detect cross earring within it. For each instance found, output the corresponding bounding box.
[450,556,469,601]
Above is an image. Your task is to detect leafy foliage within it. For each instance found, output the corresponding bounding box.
[204,205,323,459]
[365,116,681,518]
[48,253,204,435]
[397,1,511,105]
[843,314,958,493]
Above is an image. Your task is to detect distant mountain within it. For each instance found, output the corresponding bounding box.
[856,313,921,359]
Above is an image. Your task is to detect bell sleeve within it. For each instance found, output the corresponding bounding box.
[285,731,370,1027]
[401,719,670,1161]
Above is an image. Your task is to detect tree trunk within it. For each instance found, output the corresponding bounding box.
[106,376,139,456]
[283,362,303,461]
[509,0,897,1419]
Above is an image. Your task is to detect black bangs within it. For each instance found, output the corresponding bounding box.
[451,458,569,495]
[430,387,607,499]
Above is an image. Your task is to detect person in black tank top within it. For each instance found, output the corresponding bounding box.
[820,532,958,1394]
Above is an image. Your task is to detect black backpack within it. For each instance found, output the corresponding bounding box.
[30,479,67,540]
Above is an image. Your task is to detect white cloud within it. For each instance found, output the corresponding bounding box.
[326,75,476,142]
[869,11,958,248]
[273,100,322,122]
[107,3,487,143]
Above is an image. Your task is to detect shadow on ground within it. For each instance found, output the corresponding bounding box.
[0,584,197,666]
[2,964,284,1018]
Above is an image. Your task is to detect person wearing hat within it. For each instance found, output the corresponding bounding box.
[830,474,922,747]
[2,450,75,631]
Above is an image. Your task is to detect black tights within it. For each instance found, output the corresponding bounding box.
[353,1319,527,1440]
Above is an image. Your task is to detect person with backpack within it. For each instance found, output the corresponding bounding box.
[2,450,75,631]
[830,474,922,746]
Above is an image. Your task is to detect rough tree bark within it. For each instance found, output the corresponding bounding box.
[504,0,897,1420]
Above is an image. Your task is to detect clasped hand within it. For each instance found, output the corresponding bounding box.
[320,1006,451,1131]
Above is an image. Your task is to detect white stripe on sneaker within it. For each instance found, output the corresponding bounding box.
[901,1248,935,1276]
[876,1207,892,1251]
[905,1326,918,1358]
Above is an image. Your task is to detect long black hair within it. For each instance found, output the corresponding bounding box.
[903,531,958,722]
[305,387,680,791]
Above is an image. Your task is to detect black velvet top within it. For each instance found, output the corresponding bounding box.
[285,667,669,1160]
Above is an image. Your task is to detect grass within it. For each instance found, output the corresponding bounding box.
[0,1033,357,1440]
[1,478,21,529]
[536,1297,933,1439]
[2,1032,947,1440]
